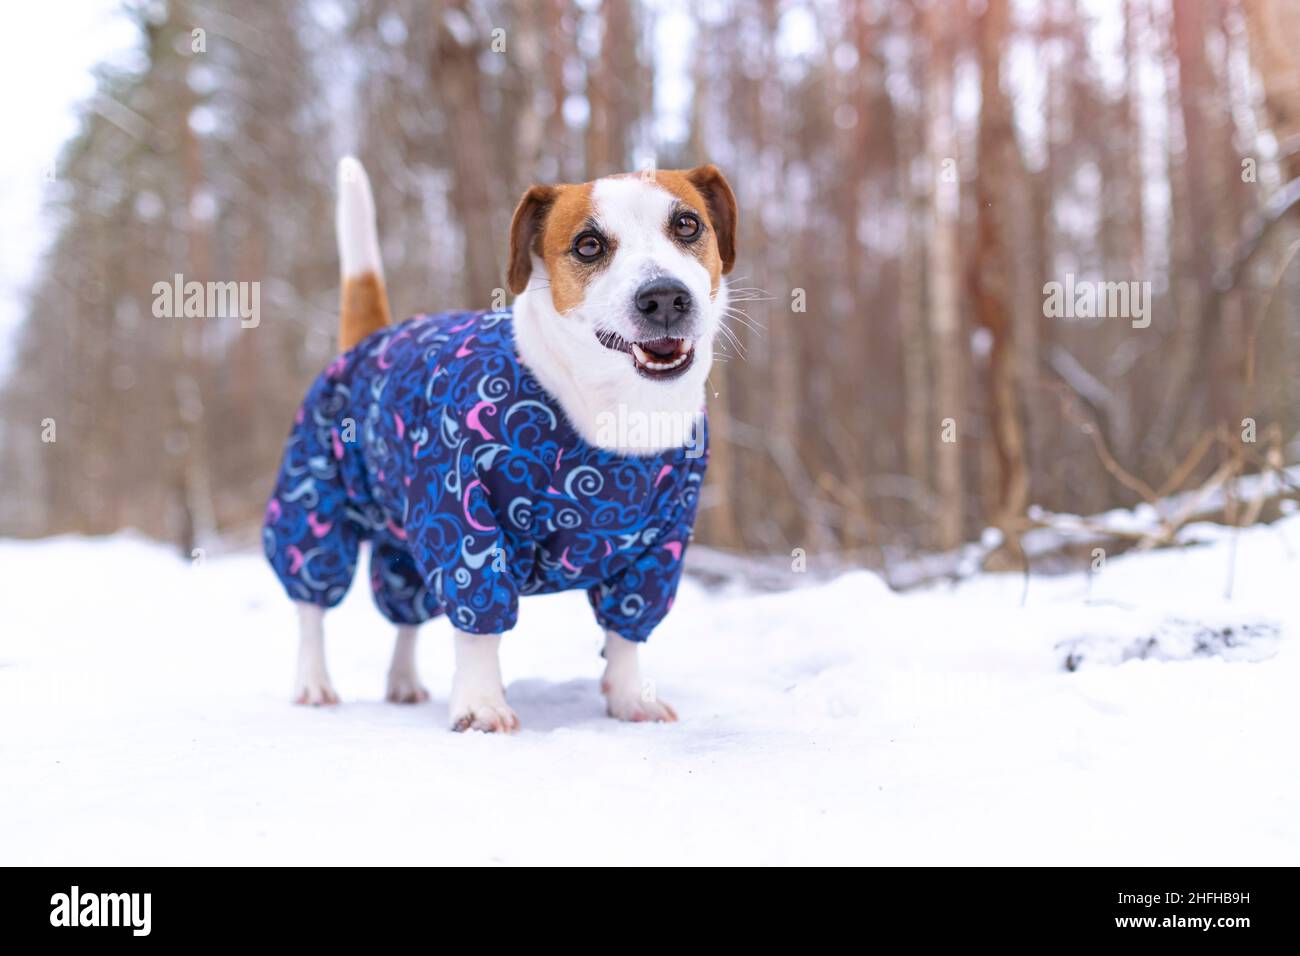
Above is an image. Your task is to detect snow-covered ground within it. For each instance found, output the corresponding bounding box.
[2,516,1298,865]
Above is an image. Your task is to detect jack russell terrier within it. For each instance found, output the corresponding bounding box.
[263,157,737,731]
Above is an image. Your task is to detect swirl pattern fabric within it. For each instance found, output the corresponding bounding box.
[263,309,707,642]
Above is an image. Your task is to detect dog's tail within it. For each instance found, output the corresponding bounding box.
[336,156,391,352]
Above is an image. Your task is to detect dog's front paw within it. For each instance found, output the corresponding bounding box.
[294,676,340,707]
[449,687,519,733]
[386,670,430,704]
[602,677,678,723]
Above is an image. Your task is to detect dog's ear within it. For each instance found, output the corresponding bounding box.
[685,165,738,275]
[507,185,559,295]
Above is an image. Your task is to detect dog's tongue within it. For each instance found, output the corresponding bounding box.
[638,337,682,359]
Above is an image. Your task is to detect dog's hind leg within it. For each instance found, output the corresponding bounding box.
[601,631,677,723]
[293,602,340,706]
[448,630,519,733]
[386,626,430,704]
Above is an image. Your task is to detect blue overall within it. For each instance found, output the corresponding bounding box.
[263,309,706,641]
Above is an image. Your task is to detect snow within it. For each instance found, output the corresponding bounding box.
[3,516,1299,866]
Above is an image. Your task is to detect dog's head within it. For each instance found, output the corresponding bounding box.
[507,167,736,413]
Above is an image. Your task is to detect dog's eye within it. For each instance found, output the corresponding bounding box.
[673,213,701,241]
[573,232,605,261]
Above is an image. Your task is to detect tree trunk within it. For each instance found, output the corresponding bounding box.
[430,0,502,301]
[1152,0,1220,448]
[925,4,964,550]
[973,0,1029,565]
[1243,0,1300,181]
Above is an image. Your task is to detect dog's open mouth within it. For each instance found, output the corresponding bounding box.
[596,331,695,380]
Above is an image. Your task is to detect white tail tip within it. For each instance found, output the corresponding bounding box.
[336,156,383,280]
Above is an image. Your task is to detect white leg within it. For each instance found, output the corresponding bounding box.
[386,625,430,704]
[601,631,677,723]
[448,629,519,733]
[293,602,339,706]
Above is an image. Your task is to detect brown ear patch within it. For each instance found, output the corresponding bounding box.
[651,166,739,292]
[507,185,558,295]
[682,165,737,276]
[537,182,601,314]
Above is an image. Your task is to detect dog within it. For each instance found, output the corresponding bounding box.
[263,157,737,732]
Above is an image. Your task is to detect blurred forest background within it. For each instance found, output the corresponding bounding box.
[5,0,1300,579]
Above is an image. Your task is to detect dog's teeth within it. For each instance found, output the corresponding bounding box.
[631,343,691,372]
[631,343,696,374]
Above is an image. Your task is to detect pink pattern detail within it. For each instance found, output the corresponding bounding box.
[655,465,673,487]
[466,400,497,441]
[560,548,579,572]
[462,480,493,532]
[386,518,407,540]
[393,412,405,439]
[455,335,477,358]
[376,337,400,369]
[265,498,281,523]
[287,545,304,574]
[663,540,683,561]
[307,512,333,538]
[331,430,344,461]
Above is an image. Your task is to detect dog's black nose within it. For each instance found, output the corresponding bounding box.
[634,277,693,327]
